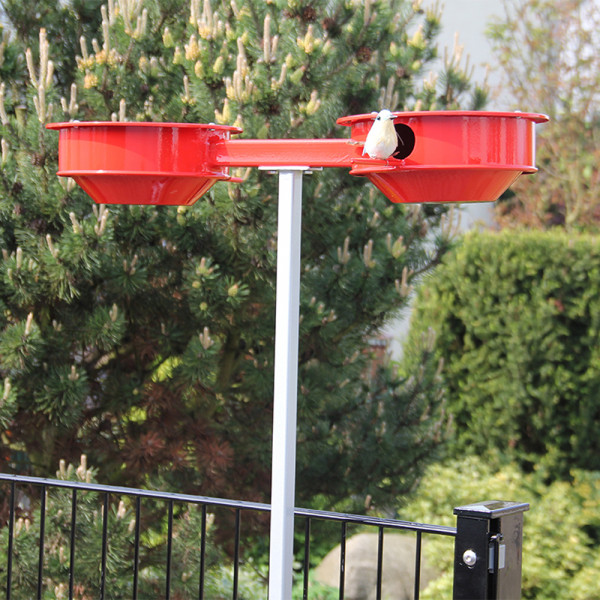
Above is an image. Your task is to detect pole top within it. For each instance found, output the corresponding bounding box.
[454,500,530,519]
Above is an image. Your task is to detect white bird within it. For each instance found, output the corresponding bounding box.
[362,109,398,160]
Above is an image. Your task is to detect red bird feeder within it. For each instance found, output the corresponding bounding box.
[46,121,242,205]
[48,110,547,206]
[337,111,548,203]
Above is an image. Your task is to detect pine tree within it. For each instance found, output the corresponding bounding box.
[0,0,484,511]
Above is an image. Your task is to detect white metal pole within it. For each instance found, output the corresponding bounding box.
[268,168,305,600]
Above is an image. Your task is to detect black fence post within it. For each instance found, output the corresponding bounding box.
[452,501,529,600]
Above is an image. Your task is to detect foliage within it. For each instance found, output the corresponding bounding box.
[0,0,485,515]
[487,0,600,229]
[404,229,600,479]
[402,456,600,600]
[292,575,337,600]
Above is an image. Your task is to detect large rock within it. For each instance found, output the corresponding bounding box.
[313,532,439,600]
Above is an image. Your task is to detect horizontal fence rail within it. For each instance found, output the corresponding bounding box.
[0,473,455,600]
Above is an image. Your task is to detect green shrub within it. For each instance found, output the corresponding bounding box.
[405,230,600,478]
[401,457,600,600]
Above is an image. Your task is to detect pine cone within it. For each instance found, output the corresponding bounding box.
[357,46,372,63]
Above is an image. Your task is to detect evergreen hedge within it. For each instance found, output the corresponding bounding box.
[407,230,600,478]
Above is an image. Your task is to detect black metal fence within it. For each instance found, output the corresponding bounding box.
[0,473,526,600]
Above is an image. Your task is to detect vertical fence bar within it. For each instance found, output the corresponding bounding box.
[133,496,141,600]
[233,508,241,600]
[413,531,422,600]
[199,505,207,600]
[376,526,384,600]
[100,492,109,599]
[69,489,77,600]
[37,485,47,600]
[303,518,311,600]
[6,480,15,600]
[165,500,174,600]
[339,521,347,600]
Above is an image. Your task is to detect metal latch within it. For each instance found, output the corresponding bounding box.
[488,533,506,572]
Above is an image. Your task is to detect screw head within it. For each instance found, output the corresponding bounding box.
[463,549,477,567]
